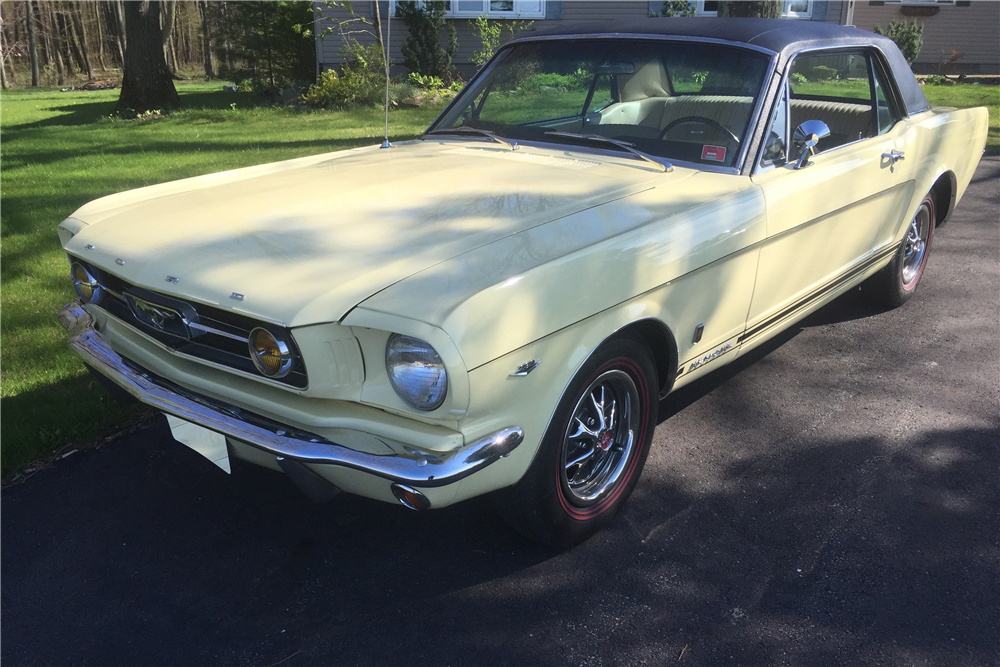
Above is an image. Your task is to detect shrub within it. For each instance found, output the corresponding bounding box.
[921,74,955,86]
[651,1,695,17]
[812,65,838,81]
[471,15,534,67]
[791,72,809,86]
[301,41,386,108]
[396,1,458,81]
[408,73,445,89]
[873,19,924,65]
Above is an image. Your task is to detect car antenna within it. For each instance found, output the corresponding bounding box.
[380,7,392,149]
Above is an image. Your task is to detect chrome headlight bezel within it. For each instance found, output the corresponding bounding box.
[385,333,448,411]
[71,262,102,304]
[248,327,294,379]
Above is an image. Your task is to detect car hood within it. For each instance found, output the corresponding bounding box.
[63,140,692,326]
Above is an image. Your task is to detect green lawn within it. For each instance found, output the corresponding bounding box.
[922,83,1000,153]
[0,82,446,477]
[0,80,996,478]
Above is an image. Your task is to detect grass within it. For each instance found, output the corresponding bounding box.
[0,81,447,477]
[922,83,1000,153]
[0,79,996,478]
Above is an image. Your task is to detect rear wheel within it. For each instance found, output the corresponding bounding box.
[869,194,935,308]
[495,335,657,547]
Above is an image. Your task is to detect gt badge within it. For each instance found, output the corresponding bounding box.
[688,343,732,373]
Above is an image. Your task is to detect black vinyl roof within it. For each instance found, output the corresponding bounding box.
[519,18,929,116]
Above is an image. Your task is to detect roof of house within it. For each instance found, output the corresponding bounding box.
[518,17,929,116]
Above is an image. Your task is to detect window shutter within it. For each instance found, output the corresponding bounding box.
[546,1,564,19]
[810,1,829,20]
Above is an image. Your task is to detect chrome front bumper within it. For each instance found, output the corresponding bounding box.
[59,302,523,488]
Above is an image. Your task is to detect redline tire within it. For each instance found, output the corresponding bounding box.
[494,335,658,547]
[869,194,935,309]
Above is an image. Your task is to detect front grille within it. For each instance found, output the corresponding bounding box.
[78,259,308,389]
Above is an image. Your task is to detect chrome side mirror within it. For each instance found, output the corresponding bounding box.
[793,120,831,169]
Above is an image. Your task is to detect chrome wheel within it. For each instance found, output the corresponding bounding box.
[561,369,639,506]
[902,202,932,286]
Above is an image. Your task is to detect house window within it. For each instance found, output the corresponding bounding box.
[695,0,813,18]
[393,1,547,18]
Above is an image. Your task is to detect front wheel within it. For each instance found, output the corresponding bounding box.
[494,335,658,547]
[868,194,935,308]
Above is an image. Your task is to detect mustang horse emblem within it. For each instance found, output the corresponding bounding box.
[130,298,179,332]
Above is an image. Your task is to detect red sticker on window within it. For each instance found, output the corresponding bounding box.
[701,145,727,162]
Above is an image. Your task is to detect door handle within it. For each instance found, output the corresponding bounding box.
[882,149,905,172]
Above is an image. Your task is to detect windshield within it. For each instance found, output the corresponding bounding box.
[432,39,771,169]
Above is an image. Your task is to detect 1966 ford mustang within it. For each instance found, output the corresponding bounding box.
[58,19,987,546]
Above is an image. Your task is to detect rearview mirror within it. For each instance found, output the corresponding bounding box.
[598,61,635,75]
[793,120,831,169]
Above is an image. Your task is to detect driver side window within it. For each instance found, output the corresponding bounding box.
[787,51,876,152]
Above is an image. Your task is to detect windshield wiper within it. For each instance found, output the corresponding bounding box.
[424,126,518,151]
[544,131,671,173]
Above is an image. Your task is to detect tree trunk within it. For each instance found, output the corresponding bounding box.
[160,0,174,46]
[58,6,84,75]
[47,3,66,85]
[1,28,8,90]
[198,0,214,77]
[115,0,180,113]
[71,3,95,79]
[114,0,126,62]
[93,1,108,71]
[101,1,124,68]
[26,0,40,86]
[717,1,783,19]
[373,0,385,53]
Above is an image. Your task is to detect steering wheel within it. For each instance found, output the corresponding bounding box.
[658,116,740,144]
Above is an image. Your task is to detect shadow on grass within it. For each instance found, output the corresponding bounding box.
[0,372,145,476]
[5,89,258,129]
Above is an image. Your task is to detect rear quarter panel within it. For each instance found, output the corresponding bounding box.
[889,106,989,247]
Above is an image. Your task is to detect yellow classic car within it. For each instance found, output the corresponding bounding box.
[58,18,988,546]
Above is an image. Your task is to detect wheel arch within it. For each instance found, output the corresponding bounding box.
[930,170,957,227]
[613,318,678,399]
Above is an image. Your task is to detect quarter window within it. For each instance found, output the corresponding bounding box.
[759,81,789,168]
[872,63,899,135]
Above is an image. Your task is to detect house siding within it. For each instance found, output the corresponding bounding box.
[851,1,1000,73]
[315,1,853,79]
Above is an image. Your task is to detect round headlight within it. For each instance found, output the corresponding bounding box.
[385,334,447,411]
[71,262,101,304]
[248,327,293,378]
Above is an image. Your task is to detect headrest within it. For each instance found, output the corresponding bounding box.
[619,57,670,102]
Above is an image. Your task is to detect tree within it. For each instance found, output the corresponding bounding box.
[396,1,457,81]
[198,0,215,77]
[873,19,924,65]
[115,1,180,113]
[214,1,315,88]
[25,0,40,86]
[716,1,783,18]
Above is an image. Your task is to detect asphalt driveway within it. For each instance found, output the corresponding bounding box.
[3,158,997,667]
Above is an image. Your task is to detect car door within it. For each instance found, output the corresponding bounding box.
[742,49,913,351]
